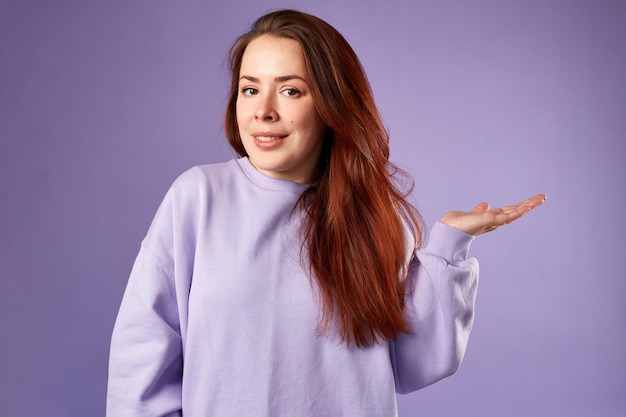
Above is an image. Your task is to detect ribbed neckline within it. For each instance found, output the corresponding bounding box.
[235,157,309,194]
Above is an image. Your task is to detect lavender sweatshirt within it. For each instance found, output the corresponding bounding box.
[106,157,479,417]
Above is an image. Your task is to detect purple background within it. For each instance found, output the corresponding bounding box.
[1,0,624,416]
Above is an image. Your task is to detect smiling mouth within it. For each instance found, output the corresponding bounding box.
[252,134,286,149]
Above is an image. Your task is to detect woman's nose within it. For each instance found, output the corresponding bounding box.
[254,94,278,121]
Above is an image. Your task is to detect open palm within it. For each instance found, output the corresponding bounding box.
[441,194,547,236]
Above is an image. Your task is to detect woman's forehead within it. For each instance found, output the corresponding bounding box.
[239,35,307,79]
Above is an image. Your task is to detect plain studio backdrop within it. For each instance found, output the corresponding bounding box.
[1,0,624,416]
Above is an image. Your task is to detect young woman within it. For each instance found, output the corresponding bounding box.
[106,9,546,417]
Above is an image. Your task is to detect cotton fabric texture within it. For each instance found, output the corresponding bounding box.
[106,157,479,417]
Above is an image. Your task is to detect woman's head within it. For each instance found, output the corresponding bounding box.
[232,33,326,184]
[225,9,388,182]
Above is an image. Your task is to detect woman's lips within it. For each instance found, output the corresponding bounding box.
[252,133,286,149]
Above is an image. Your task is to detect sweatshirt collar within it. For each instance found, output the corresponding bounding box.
[236,157,309,194]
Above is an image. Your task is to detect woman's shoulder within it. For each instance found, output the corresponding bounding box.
[155,159,244,214]
[171,159,240,190]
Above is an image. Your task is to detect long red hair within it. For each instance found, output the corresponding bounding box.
[225,10,423,346]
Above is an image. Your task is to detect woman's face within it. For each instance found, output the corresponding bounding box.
[236,35,326,184]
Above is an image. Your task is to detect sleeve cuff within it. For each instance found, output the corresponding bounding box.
[422,221,476,264]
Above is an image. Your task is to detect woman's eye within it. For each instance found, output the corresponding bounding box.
[241,87,257,96]
[282,88,301,97]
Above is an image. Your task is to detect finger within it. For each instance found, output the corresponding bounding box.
[471,202,490,213]
[516,193,547,210]
[494,194,547,224]
[498,194,547,214]
[527,193,547,208]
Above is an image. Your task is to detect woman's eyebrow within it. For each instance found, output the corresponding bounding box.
[239,75,307,83]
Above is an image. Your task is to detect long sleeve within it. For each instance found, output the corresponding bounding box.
[106,185,186,417]
[106,246,183,417]
[391,221,479,394]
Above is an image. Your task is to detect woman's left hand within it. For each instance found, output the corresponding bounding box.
[440,193,547,236]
